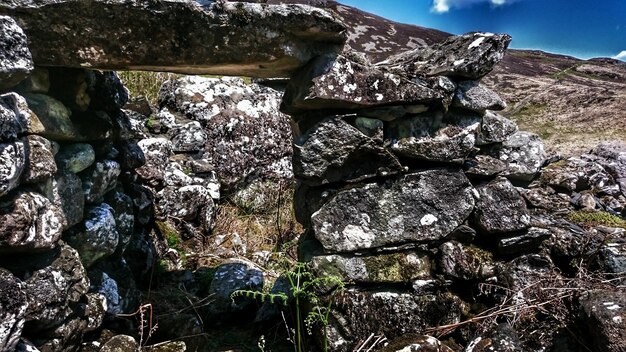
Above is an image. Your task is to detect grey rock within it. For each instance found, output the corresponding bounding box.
[0,92,42,141]
[22,93,78,141]
[465,324,523,352]
[391,123,477,164]
[476,111,518,145]
[21,135,56,184]
[89,260,140,316]
[497,227,551,255]
[135,138,173,185]
[357,104,429,122]
[0,16,33,90]
[22,244,89,331]
[0,1,345,78]
[159,76,293,191]
[439,241,494,281]
[579,289,626,352]
[90,71,128,112]
[170,121,208,152]
[473,177,530,235]
[0,268,27,352]
[0,191,66,251]
[55,143,95,173]
[452,80,506,113]
[99,335,139,352]
[38,171,84,228]
[387,336,454,352]
[0,139,25,197]
[14,67,49,94]
[117,141,146,170]
[208,259,264,318]
[80,160,121,204]
[294,117,402,186]
[309,251,432,283]
[382,32,511,80]
[282,54,447,114]
[539,157,615,193]
[104,190,135,255]
[312,169,475,252]
[486,131,546,181]
[463,155,507,178]
[64,203,119,268]
[325,289,466,351]
[156,185,214,223]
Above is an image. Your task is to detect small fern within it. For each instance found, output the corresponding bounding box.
[230,262,344,352]
[230,289,288,305]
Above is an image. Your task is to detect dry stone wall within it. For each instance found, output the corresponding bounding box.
[280,32,626,351]
[1,2,626,352]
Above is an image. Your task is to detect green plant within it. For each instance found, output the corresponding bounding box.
[569,210,626,228]
[231,262,344,352]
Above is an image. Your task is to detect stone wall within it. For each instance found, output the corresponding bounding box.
[280,33,626,351]
[1,3,626,352]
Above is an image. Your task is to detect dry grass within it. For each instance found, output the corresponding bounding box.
[117,71,181,104]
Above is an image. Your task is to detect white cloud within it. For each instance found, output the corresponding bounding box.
[615,50,626,61]
[431,0,515,13]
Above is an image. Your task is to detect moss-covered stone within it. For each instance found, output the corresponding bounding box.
[309,251,432,283]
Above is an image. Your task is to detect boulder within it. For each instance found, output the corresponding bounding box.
[38,171,85,228]
[0,16,32,90]
[293,117,402,185]
[135,138,173,185]
[452,81,506,113]
[385,336,454,352]
[282,54,447,114]
[325,289,467,351]
[207,259,264,320]
[476,111,517,145]
[0,1,346,77]
[0,191,66,251]
[390,123,477,164]
[89,260,140,315]
[0,92,42,141]
[439,241,493,281]
[0,139,26,197]
[64,203,119,268]
[579,289,626,352]
[0,268,28,352]
[80,160,121,204]
[21,244,89,332]
[55,143,96,173]
[104,190,134,255]
[22,93,77,141]
[309,251,432,284]
[472,177,530,235]
[156,185,214,224]
[497,227,551,255]
[485,131,546,181]
[382,32,511,80]
[169,121,208,152]
[21,135,56,184]
[311,169,475,252]
[159,76,293,191]
[463,155,507,178]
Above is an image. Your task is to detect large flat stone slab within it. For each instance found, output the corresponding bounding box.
[0,0,346,77]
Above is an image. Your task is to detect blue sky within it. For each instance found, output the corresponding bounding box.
[337,0,626,61]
